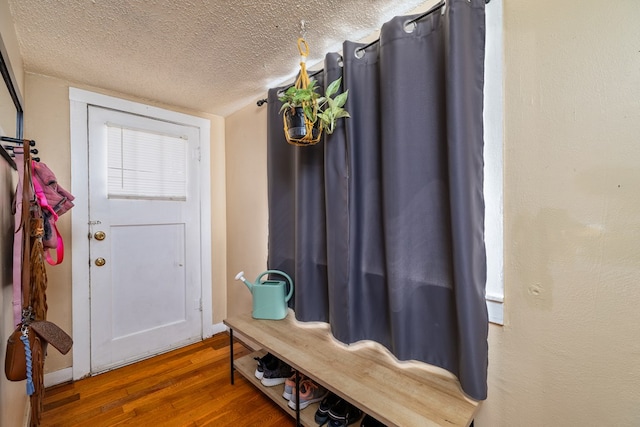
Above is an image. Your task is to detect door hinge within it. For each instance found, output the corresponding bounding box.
[195,298,203,312]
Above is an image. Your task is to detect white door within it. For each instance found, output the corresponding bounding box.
[88,106,202,373]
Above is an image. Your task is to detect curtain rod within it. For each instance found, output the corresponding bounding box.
[353,0,491,54]
[256,0,491,107]
[355,0,446,55]
[256,69,324,107]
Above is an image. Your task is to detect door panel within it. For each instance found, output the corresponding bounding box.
[88,106,202,373]
[110,223,186,338]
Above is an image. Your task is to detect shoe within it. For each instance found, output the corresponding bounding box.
[314,392,342,425]
[260,359,293,387]
[360,414,386,426]
[288,379,329,410]
[254,353,278,380]
[282,371,306,400]
[328,399,363,426]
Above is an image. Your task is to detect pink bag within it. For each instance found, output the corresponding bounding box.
[31,161,75,265]
[32,161,74,216]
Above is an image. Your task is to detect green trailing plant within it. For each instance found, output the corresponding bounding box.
[317,77,350,134]
[279,77,350,135]
[278,78,321,123]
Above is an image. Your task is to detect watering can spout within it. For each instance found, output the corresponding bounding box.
[235,271,253,292]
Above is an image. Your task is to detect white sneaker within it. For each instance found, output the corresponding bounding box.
[260,359,292,387]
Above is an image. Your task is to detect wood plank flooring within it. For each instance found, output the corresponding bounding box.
[41,333,296,427]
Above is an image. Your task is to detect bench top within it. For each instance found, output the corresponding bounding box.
[224,312,479,427]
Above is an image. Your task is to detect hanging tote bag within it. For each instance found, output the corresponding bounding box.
[31,160,75,265]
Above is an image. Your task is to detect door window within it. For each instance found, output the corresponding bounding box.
[107,124,188,200]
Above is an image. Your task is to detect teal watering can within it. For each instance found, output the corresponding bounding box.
[235,270,294,320]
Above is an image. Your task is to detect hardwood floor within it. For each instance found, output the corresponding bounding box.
[41,333,296,427]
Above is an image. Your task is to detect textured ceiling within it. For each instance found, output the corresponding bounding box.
[8,0,433,117]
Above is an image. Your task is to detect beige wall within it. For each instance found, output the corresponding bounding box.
[2,0,639,425]
[0,0,27,423]
[0,0,23,97]
[22,72,228,373]
[1,162,27,427]
[22,74,74,376]
[474,1,640,425]
[224,101,269,318]
[224,2,640,426]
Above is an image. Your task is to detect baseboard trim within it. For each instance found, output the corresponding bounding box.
[23,399,30,427]
[44,367,73,388]
[210,322,226,336]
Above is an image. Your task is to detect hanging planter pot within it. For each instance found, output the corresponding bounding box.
[279,39,350,147]
[285,107,307,139]
[283,106,321,145]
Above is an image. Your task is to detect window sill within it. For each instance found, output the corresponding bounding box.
[486,294,504,325]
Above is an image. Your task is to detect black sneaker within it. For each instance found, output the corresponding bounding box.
[328,399,363,426]
[314,392,342,425]
[360,414,386,427]
[254,353,278,380]
[260,358,293,387]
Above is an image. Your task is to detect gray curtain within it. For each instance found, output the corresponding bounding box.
[267,0,488,400]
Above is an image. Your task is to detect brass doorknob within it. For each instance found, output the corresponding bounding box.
[94,231,106,241]
[95,257,106,267]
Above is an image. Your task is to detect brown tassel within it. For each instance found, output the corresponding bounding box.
[29,336,45,426]
[30,218,48,321]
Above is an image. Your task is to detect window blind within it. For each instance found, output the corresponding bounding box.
[107,124,187,200]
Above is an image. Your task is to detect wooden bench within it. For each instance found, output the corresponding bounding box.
[224,312,479,427]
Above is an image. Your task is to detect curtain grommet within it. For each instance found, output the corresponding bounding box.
[403,20,417,33]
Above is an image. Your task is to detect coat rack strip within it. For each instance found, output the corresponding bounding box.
[1,145,16,170]
[0,136,38,169]
[0,136,36,146]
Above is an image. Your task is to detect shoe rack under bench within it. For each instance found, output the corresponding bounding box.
[224,312,479,427]
[232,349,322,426]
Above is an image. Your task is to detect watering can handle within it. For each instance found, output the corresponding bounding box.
[257,270,294,303]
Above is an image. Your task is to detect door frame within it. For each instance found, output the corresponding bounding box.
[69,88,213,380]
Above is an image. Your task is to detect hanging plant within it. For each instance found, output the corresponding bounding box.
[316,77,350,135]
[279,78,322,143]
[279,39,350,146]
